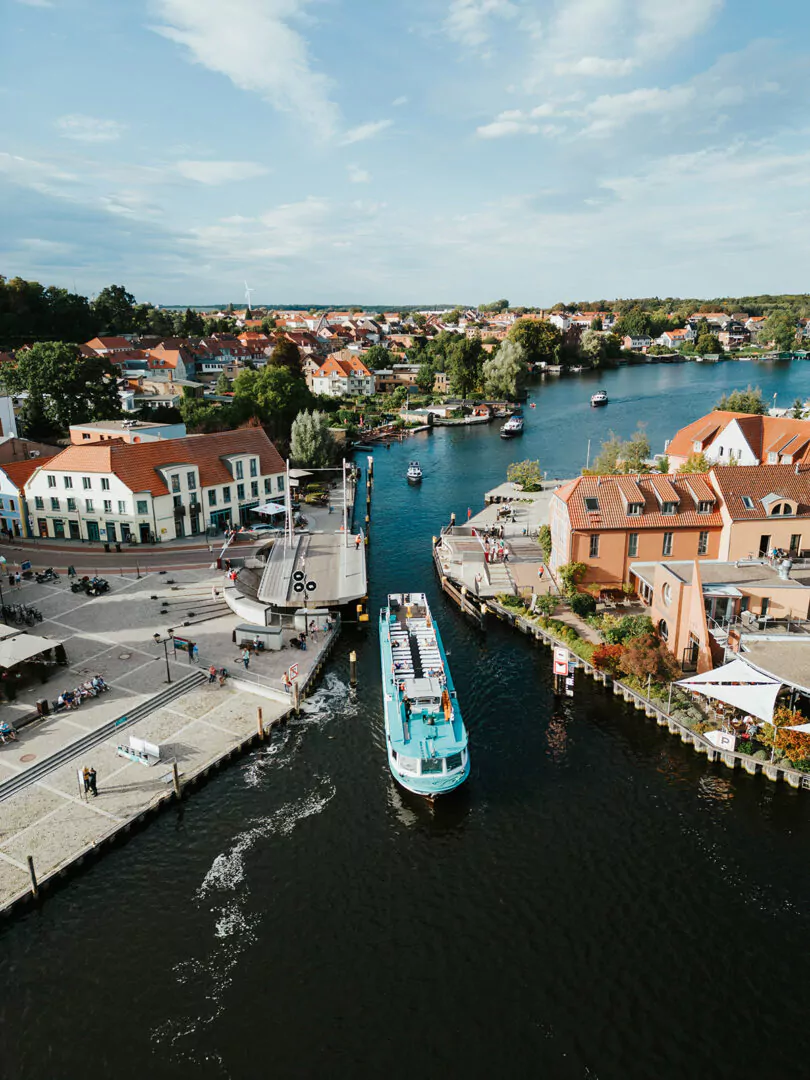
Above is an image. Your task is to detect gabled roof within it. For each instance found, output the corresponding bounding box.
[85,336,132,352]
[666,410,746,459]
[36,429,283,497]
[1,457,56,489]
[710,464,810,519]
[554,473,723,530]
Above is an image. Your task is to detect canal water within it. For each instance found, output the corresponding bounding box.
[4,361,810,1080]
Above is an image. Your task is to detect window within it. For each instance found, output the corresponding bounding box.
[761,597,770,617]
[662,532,673,556]
[104,500,112,513]
[278,476,284,492]
[627,502,643,516]
[236,460,244,480]
[237,483,245,501]
[47,474,56,488]
[628,533,638,558]
[264,478,271,494]
[790,534,802,555]
[101,478,110,491]
[589,534,600,558]
[136,500,148,515]
[251,481,259,498]
[222,486,231,503]
[208,489,217,507]
[7,500,13,512]
[50,497,59,511]
[34,496,44,510]
[768,452,778,464]
[662,501,678,515]
[658,619,669,642]
[698,500,713,513]
[693,440,702,453]
[118,501,126,514]
[249,458,258,477]
[445,751,463,771]
[85,499,94,513]
[742,495,755,510]
[82,433,91,440]
[421,757,443,774]
[698,530,709,555]
[82,477,92,490]
[584,497,599,512]
[64,476,73,489]
[67,498,76,512]
[171,474,180,493]
[662,583,672,606]
[187,471,197,490]
[173,494,182,508]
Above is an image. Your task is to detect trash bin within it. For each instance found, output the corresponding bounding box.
[104,543,110,553]
[36,697,49,717]
[115,542,121,553]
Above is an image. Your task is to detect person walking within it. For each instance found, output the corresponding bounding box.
[82,765,90,793]
[208,664,217,684]
[88,767,98,797]
[282,671,291,694]
[14,571,21,588]
[242,648,250,670]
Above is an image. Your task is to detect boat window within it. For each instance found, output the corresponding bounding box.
[445,752,463,771]
[421,757,443,774]
[398,756,419,774]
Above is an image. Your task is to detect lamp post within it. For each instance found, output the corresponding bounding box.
[0,556,6,624]
[153,631,173,683]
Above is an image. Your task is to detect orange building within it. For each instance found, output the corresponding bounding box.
[549,473,722,588]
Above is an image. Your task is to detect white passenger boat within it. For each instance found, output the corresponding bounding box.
[406,461,423,483]
[590,390,608,407]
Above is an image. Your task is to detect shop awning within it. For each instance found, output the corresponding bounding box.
[0,633,62,668]
[677,658,782,723]
[254,502,286,515]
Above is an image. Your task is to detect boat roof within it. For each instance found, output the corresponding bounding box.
[402,676,442,698]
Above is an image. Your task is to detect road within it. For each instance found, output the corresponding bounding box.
[0,535,264,574]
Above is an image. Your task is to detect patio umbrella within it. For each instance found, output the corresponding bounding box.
[254,502,286,515]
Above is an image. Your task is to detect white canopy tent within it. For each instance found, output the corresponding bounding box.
[788,723,810,733]
[0,633,63,668]
[676,658,782,724]
[254,502,286,516]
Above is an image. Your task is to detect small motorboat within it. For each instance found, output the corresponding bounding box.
[500,415,524,438]
[591,390,608,407]
[407,461,423,484]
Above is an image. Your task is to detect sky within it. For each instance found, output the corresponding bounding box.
[1,0,809,306]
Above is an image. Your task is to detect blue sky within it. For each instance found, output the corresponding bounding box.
[1,0,809,306]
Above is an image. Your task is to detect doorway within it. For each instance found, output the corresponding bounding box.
[758,534,771,557]
[121,523,131,542]
[53,519,65,539]
[69,520,80,540]
[106,522,117,542]
[38,519,48,537]
[86,521,100,542]
[139,523,151,543]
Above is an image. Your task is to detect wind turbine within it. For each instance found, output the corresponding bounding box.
[244,280,254,313]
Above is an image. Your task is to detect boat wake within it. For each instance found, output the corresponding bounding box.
[151,778,336,1067]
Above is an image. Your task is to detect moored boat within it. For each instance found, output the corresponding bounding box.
[590,390,608,407]
[406,461,423,483]
[379,592,470,797]
[500,415,524,438]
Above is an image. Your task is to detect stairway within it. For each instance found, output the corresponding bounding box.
[487,562,516,595]
[0,670,207,803]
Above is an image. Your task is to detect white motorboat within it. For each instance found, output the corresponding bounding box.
[407,461,423,484]
[500,415,524,438]
[591,390,608,407]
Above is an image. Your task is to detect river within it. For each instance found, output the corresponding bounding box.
[4,360,810,1080]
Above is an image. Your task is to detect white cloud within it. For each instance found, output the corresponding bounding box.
[347,164,371,184]
[392,95,408,107]
[444,0,517,48]
[341,119,392,145]
[554,56,637,77]
[14,0,54,7]
[18,237,73,254]
[56,114,126,143]
[172,160,270,185]
[477,110,539,138]
[150,0,339,138]
[581,85,697,136]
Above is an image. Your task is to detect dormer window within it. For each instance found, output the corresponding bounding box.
[627,502,644,516]
[584,497,600,512]
[693,441,702,453]
[742,495,755,509]
[770,502,795,517]
[698,500,713,513]
[768,452,778,464]
[662,501,678,515]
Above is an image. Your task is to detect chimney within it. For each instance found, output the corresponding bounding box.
[778,558,793,580]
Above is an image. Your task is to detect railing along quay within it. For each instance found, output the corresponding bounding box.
[483,595,810,794]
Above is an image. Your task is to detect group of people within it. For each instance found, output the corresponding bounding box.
[55,675,108,711]
[207,665,229,685]
[81,765,98,798]
[484,538,510,564]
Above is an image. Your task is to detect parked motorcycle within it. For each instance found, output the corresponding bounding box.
[35,567,58,583]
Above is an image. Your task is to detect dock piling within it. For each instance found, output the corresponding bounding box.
[292,679,301,715]
[257,706,264,740]
[27,855,38,898]
[349,650,357,687]
[171,761,181,799]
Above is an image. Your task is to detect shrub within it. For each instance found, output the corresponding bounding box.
[619,633,681,683]
[558,562,587,597]
[498,593,526,611]
[592,643,624,675]
[537,524,552,564]
[569,592,597,617]
[535,593,558,616]
[601,613,655,645]
[507,459,543,492]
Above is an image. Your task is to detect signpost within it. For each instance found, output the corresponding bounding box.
[288,663,299,681]
[553,646,570,696]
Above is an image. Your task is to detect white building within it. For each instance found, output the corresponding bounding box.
[310,354,375,397]
[25,428,285,542]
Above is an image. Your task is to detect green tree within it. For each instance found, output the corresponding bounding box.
[268,338,302,375]
[590,432,623,474]
[678,452,710,473]
[446,336,484,398]
[482,339,528,399]
[792,398,805,419]
[443,308,463,325]
[179,397,230,433]
[232,365,313,442]
[416,361,435,394]
[1,341,120,437]
[657,455,670,473]
[92,284,136,333]
[696,331,723,354]
[215,372,232,395]
[759,311,798,352]
[479,299,509,313]
[290,410,337,467]
[506,459,543,491]
[590,315,603,331]
[622,424,651,473]
[715,385,766,414]
[362,344,391,370]
[507,318,562,365]
[261,315,277,333]
[579,329,605,366]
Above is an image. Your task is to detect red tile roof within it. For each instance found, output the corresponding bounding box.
[666,410,746,459]
[85,336,132,352]
[1,457,56,489]
[39,429,283,496]
[554,474,724,531]
[710,464,810,519]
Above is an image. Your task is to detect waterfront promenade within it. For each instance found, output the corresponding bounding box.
[0,565,340,913]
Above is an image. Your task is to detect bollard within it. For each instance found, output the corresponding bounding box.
[257,706,264,740]
[367,455,373,477]
[450,512,456,526]
[349,649,357,687]
[172,760,181,798]
[27,854,38,897]
[292,679,301,715]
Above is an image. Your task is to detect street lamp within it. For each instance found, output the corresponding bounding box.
[292,568,317,637]
[153,631,173,683]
